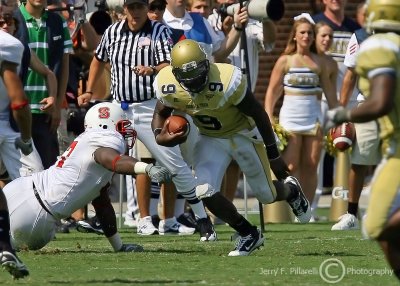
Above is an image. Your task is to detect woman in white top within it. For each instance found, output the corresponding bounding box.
[265,14,338,203]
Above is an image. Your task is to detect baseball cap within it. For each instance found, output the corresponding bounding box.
[124,0,148,6]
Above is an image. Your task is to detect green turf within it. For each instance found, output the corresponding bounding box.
[1,213,397,285]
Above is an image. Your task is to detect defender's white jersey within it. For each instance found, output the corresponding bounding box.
[0,30,24,120]
[32,128,126,218]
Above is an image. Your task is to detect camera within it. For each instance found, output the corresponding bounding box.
[218,0,284,22]
[217,3,235,19]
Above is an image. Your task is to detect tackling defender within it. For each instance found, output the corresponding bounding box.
[3,102,173,252]
[326,0,400,280]
[151,39,311,256]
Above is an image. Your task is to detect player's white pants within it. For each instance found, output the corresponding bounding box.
[113,99,198,194]
[193,127,277,204]
[0,120,43,179]
[4,176,57,250]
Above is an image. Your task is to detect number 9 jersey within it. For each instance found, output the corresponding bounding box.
[154,63,256,137]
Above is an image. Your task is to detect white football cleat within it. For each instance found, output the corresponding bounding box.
[159,217,196,235]
[331,213,359,230]
[137,216,158,235]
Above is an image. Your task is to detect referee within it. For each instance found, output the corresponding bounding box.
[78,0,216,241]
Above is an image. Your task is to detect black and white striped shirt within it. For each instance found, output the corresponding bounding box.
[95,19,172,103]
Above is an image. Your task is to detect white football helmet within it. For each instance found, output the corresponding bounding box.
[84,102,137,148]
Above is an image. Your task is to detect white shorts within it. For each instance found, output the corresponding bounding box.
[193,127,277,204]
[4,176,57,250]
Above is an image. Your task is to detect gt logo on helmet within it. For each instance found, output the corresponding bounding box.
[182,61,197,72]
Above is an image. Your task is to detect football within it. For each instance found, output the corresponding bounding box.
[329,122,356,151]
[167,115,190,136]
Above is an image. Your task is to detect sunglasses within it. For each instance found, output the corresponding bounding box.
[0,14,14,26]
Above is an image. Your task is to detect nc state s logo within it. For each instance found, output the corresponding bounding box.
[98,107,110,119]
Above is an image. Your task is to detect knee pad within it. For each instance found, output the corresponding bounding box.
[195,183,217,200]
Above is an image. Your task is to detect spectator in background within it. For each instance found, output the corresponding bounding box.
[331,1,381,231]
[86,10,113,101]
[355,1,367,27]
[163,0,247,61]
[265,14,338,204]
[1,9,58,182]
[47,0,100,153]
[310,21,337,218]
[45,0,102,232]
[186,0,212,18]
[14,0,73,169]
[148,0,166,21]
[312,0,361,201]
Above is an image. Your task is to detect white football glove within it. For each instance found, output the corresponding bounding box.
[325,106,351,132]
[145,164,174,183]
[14,137,33,156]
[118,243,144,252]
[273,131,283,151]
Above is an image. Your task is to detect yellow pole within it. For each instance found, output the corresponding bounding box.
[329,150,350,221]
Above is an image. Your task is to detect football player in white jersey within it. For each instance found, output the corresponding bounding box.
[326,0,400,280]
[152,39,312,256]
[3,102,174,253]
[0,0,37,279]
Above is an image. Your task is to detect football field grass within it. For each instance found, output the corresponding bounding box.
[1,214,397,285]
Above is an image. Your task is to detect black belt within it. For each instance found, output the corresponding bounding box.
[33,183,55,217]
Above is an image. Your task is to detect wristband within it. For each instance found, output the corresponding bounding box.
[150,65,157,75]
[111,155,122,172]
[10,99,29,110]
[85,91,93,94]
[153,128,162,138]
[107,233,123,252]
[266,143,280,160]
[134,162,148,174]
[233,24,243,31]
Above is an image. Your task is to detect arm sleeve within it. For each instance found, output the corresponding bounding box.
[154,23,173,65]
[343,33,358,68]
[0,33,24,65]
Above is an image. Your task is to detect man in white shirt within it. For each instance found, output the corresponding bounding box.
[163,0,247,62]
